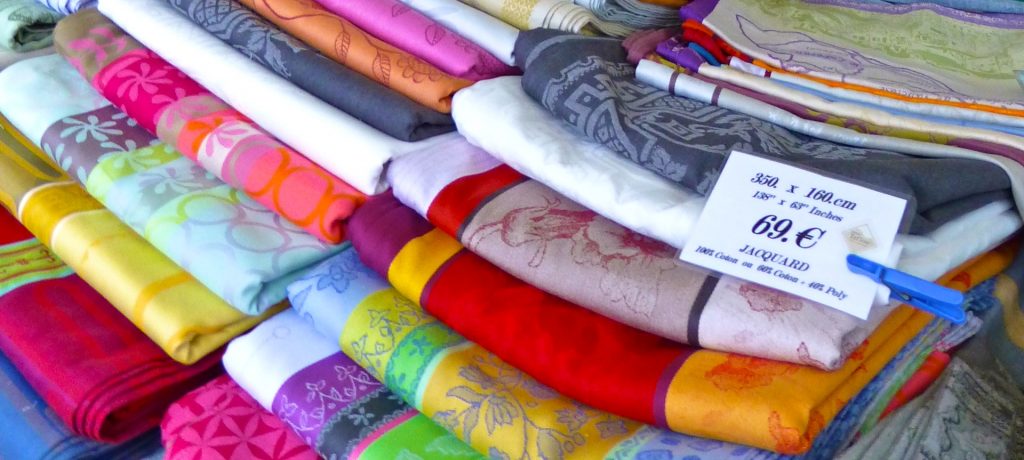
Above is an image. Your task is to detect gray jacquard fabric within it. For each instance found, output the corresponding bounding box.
[168,0,455,141]
[514,29,1012,234]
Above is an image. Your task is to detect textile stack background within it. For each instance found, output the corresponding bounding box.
[0,0,1021,458]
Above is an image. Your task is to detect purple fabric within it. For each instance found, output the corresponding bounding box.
[271,352,383,444]
[349,190,434,279]
[314,0,517,80]
[656,36,705,71]
[679,0,719,22]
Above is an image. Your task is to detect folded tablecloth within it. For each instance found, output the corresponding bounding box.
[0,107,267,363]
[97,0,458,196]
[35,0,95,13]
[839,355,1024,459]
[453,77,1022,256]
[224,308,484,459]
[162,375,321,460]
[387,136,1019,369]
[235,0,471,113]
[0,55,339,316]
[55,9,364,243]
[681,0,1024,116]
[0,207,223,442]
[0,0,59,51]
[459,0,607,34]
[397,0,519,66]
[575,0,679,31]
[315,0,515,80]
[514,30,1014,235]
[0,350,162,459]
[636,59,1024,222]
[168,0,456,142]
[346,193,1013,454]
[293,242,1003,457]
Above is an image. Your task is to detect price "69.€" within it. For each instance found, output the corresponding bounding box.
[751,215,826,249]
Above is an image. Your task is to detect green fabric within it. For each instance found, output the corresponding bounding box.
[0,0,60,52]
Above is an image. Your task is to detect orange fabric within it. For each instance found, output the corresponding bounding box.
[238,0,471,113]
[752,59,1024,118]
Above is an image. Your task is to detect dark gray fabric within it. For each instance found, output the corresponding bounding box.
[168,0,455,142]
[514,29,1012,234]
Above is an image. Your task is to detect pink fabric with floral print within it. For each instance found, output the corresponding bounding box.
[59,19,364,243]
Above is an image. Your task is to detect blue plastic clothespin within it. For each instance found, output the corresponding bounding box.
[847,254,966,324]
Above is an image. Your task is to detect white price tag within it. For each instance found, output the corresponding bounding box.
[680,151,908,319]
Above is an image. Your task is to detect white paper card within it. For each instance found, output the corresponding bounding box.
[680,151,908,319]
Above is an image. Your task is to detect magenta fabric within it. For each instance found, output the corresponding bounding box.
[314,0,516,80]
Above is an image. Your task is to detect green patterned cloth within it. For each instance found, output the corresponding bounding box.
[690,0,1024,110]
[0,0,60,51]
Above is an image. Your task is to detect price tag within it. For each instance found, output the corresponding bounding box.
[680,151,908,319]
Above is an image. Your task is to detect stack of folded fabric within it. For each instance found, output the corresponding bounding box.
[0,0,1020,457]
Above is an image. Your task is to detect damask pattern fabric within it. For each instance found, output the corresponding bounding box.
[162,375,321,460]
[386,137,1020,369]
[347,193,1014,454]
[35,0,94,14]
[514,30,1013,234]
[97,0,448,196]
[397,0,519,66]
[0,107,266,364]
[636,59,1024,223]
[224,308,484,459]
[839,357,1024,459]
[0,55,340,316]
[575,0,680,32]
[314,0,515,81]
[55,10,364,244]
[458,0,614,35]
[292,243,992,458]
[168,0,456,142]
[0,0,59,51]
[682,0,1024,114]
[234,0,471,113]
[452,77,1023,256]
[0,350,162,460]
[0,207,223,443]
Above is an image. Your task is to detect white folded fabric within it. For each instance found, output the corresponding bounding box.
[454,76,708,249]
[99,0,452,195]
[223,310,339,409]
[451,76,1021,279]
[399,0,519,66]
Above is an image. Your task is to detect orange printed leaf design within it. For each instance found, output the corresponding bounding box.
[705,355,799,391]
[372,50,391,84]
